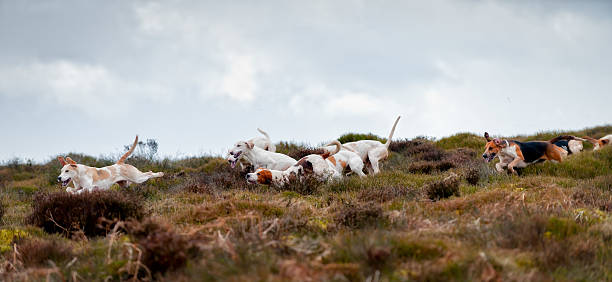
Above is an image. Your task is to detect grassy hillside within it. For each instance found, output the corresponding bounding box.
[0,126,611,281]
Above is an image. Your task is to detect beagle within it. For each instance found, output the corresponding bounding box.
[57,136,164,193]
[482,132,583,174]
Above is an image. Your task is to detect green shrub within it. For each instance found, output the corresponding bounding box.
[338,133,386,144]
[435,133,485,151]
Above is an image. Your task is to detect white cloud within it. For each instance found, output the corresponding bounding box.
[0,61,169,117]
[220,54,258,102]
[289,84,394,118]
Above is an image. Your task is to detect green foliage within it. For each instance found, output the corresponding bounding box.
[0,124,611,281]
[522,146,612,179]
[338,132,386,144]
[436,132,485,151]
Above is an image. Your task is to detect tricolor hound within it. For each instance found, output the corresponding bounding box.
[482,132,583,174]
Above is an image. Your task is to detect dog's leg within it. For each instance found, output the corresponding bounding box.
[507,158,523,175]
[128,171,164,184]
[495,162,507,173]
[349,158,366,177]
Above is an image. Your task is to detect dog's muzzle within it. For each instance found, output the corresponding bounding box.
[245,173,257,184]
[228,152,242,168]
[482,153,496,163]
[58,177,71,186]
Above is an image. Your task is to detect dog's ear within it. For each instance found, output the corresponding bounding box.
[58,156,67,166]
[484,132,491,142]
[602,139,610,145]
[66,157,77,165]
[493,138,502,146]
[246,141,255,149]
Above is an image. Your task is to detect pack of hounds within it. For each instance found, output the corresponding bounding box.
[57,116,612,193]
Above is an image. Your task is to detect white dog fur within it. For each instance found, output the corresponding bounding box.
[333,116,401,175]
[57,136,164,194]
[227,140,296,171]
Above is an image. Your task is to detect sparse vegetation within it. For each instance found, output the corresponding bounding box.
[0,125,611,280]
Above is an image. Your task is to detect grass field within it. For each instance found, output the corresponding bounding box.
[0,126,611,281]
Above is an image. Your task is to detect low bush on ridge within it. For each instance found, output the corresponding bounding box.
[26,191,145,237]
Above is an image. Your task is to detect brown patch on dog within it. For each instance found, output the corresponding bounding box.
[545,144,564,162]
[511,143,525,160]
[339,160,347,169]
[296,157,314,174]
[91,168,111,182]
[257,169,273,184]
[327,156,337,166]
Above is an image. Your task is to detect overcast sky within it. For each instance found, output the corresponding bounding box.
[1,0,611,162]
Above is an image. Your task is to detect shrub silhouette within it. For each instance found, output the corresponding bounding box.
[425,173,460,201]
[12,238,73,267]
[334,202,383,228]
[126,218,198,276]
[26,191,145,237]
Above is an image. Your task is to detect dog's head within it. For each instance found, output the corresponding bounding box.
[482,132,507,162]
[246,168,273,185]
[227,140,255,168]
[57,156,78,186]
[594,139,610,151]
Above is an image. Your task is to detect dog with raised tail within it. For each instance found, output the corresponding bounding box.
[482,132,583,174]
[246,140,364,186]
[57,136,164,193]
[337,116,401,175]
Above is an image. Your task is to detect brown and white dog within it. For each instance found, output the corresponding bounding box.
[246,140,365,186]
[482,132,583,174]
[57,136,164,193]
[583,135,611,151]
[336,116,401,175]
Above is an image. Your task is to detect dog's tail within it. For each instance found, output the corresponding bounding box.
[322,140,341,159]
[385,116,401,148]
[257,128,276,152]
[582,136,599,146]
[548,135,584,144]
[117,135,138,164]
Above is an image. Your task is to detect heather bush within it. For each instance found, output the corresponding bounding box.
[12,237,73,267]
[26,191,145,237]
[126,218,198,276]
[425,173,460,201]
[334,202,383,228]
